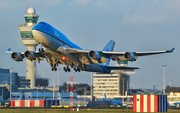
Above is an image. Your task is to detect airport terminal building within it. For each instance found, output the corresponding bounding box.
[93,73,130,99]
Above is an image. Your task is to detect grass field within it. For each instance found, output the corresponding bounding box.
[0,109,180,113]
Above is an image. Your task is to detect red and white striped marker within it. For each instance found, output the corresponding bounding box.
[70,73,73,111]
[133,95,158,112]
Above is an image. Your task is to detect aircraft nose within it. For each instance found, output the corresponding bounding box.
[32,22,47,42]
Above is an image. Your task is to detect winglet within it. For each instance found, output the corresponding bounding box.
[166,48,175,53]
[170,48,175,52]
[6,48,12,53]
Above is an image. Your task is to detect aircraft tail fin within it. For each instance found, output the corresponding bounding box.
[104,93,109,101]
[104,93,107,99]
[103,40,115,65]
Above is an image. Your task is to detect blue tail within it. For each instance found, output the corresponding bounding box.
[104,93,108,101]
[102,40,115,65]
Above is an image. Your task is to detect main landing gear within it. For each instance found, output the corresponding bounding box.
[39,48,44,52]
[51,64,57,71]
[38,42,44,52]
[64,66,70,72]
[63,65,84,72]
[74,67,80,72]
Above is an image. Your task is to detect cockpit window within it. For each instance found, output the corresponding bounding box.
[39,22,45,24]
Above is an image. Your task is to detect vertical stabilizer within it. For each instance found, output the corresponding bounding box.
[104,93,107,99]
[103,40,115,65]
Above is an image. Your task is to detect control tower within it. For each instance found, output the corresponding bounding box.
[18,7,39,88]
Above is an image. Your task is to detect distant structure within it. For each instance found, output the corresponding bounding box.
[63,82,90,95]
[0,68,49,88]
[0,68,18,88]
[93,73,130,99]
[166,86,180,94]
[18,7,39,88]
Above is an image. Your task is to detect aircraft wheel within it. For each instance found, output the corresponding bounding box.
[53,64,56,68]
[55,68,57,71]
[64,67,67,72]
[74,67,77,72]
[67,68,70,72]
[39,48,44,52]
[52,68,54,71]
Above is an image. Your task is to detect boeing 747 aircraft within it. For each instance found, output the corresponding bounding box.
[6,21,175,73]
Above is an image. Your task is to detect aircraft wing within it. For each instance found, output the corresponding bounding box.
[63,47,175,65]
[101,48,175,57]
[6,48,52,58]
[6,48,53,63]
[65,47,175,56]
[64,47,175,60]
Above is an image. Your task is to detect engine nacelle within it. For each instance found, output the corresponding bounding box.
[88,50,101,60]
[24,51,36,60]
[124,52,136,61]
[11,52,23,61]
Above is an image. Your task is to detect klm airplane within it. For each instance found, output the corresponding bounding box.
[7,21,175,73]
[104,93,123,107]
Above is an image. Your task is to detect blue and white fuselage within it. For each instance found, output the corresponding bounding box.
[32,22,83,50]
[32,21,110,73]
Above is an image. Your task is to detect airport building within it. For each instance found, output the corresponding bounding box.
[93,73,130,99]
[62,82,90,95]
[0,68,18,85]
[0,68,49,100]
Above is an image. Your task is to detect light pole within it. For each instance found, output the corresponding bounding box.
[52,71,55,100]
[57,68,60,100]
[2,86,3,100]
[122,78,125,103]
[53,85,54,100]
[162,65,166,95]
[37,87,38,100]
[10,67,13,100]
[91,72,93,101]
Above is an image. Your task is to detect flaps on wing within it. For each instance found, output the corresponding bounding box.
[105,66,139,70]
[64,48,90,53]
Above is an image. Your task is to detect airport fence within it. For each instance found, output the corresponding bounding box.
[59,101,87,107]
[10,100,87,108]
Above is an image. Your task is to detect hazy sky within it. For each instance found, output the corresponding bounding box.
[0,0,180,90]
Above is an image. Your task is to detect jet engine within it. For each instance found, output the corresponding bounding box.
[124,52,136,61]
[11,52,23,61]
[88,50,101,60]
[24,51,36,60]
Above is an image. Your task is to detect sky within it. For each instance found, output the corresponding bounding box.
[0,0,180,90]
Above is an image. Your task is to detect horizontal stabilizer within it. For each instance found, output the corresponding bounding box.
[105,66,139,70]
